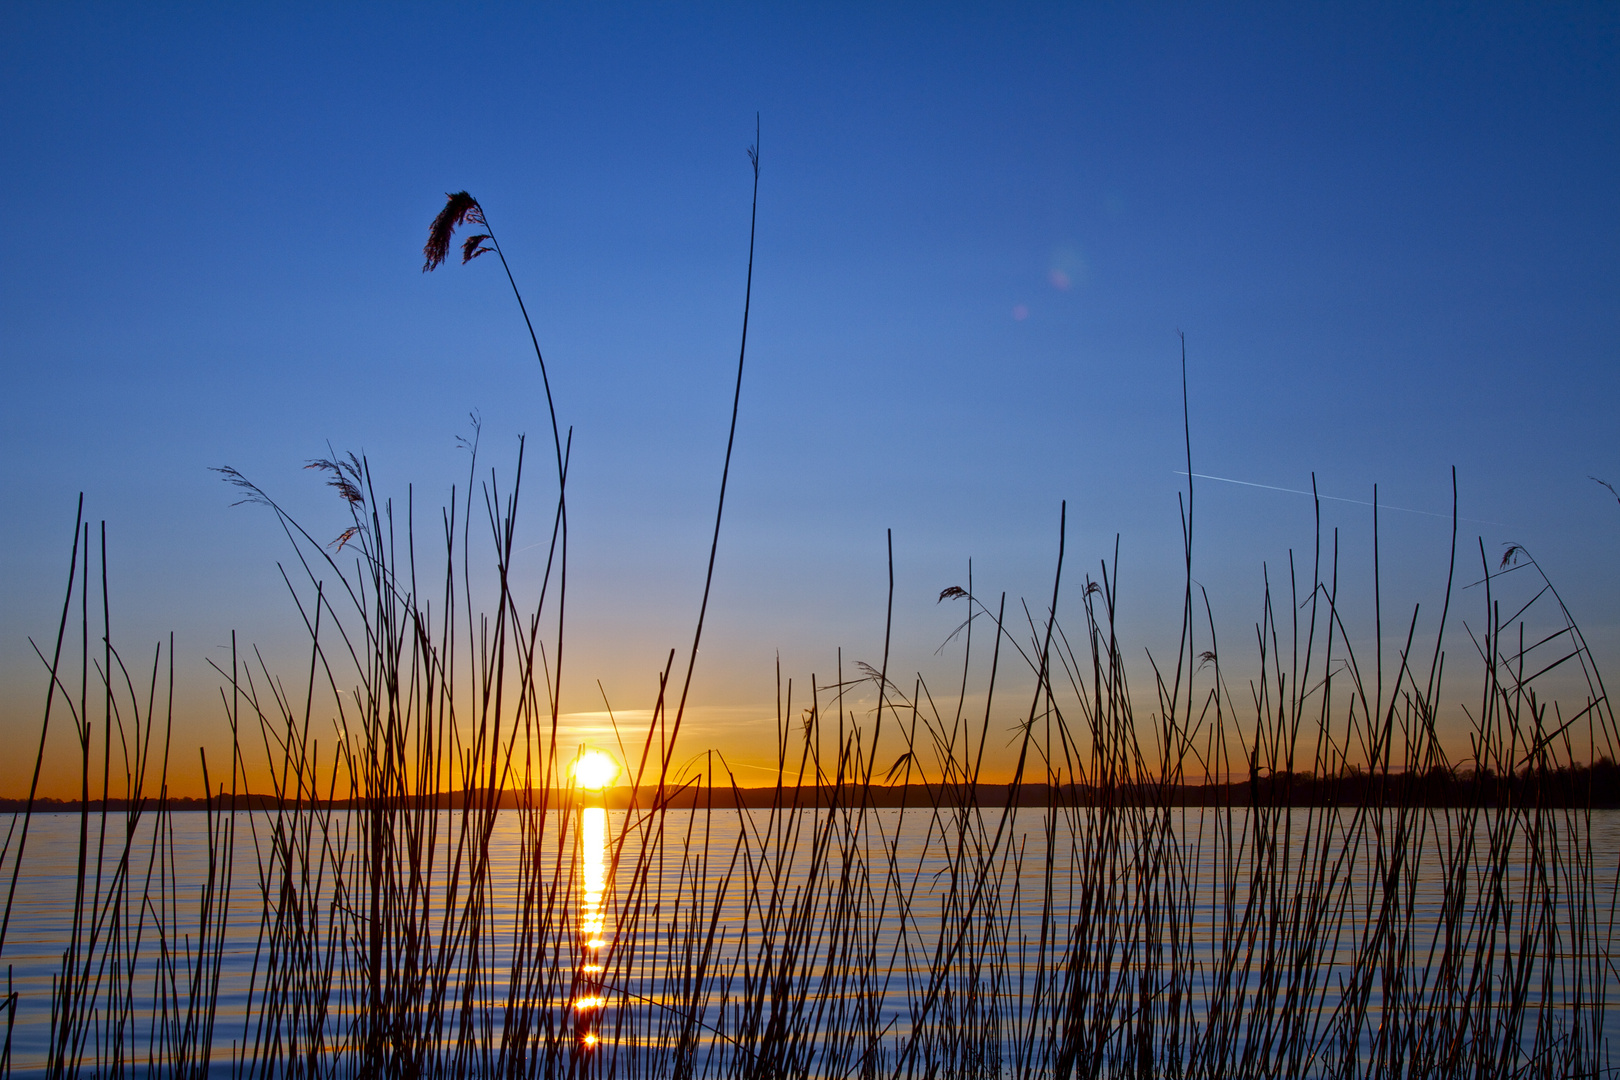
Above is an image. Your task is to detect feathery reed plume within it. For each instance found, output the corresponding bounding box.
[212,465,271,508]
[305,454,365,506]
[422,191,485,272]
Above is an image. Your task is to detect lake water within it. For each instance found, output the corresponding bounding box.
[2,803,1615,1077]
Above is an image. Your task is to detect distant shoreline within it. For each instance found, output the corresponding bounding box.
[7,766,1616,812]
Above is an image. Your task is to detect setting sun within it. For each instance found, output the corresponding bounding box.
[572,750,618,791]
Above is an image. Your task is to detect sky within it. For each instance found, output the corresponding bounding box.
[2,3,1617,797]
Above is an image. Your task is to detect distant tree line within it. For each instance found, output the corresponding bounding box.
[5,759,1619,813]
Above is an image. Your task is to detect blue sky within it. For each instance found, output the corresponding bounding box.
[3,3,1617,793]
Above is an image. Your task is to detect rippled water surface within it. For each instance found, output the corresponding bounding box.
[2,805,1616,1075]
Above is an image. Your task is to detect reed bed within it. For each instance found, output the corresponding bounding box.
[1,144,1615,1079]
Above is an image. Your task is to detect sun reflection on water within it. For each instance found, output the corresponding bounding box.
[573,786,613,1049]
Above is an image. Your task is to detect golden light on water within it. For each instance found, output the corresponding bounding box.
[580,805,608,945]
[581,808,606,886]
[573,749,618,790]
[573,802,612,1047]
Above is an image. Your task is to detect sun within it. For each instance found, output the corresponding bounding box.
[572,750,618,791]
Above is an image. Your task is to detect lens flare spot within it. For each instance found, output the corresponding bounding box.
[1048,244,1087,291]
[1012,304,1029,321]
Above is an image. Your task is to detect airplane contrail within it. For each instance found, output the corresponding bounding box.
[1174,472,1505,528]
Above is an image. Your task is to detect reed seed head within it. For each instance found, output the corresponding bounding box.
[423,191,486,272]
[306,454,365,506]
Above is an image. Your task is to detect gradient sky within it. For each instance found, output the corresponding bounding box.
[3,3,1617,796]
